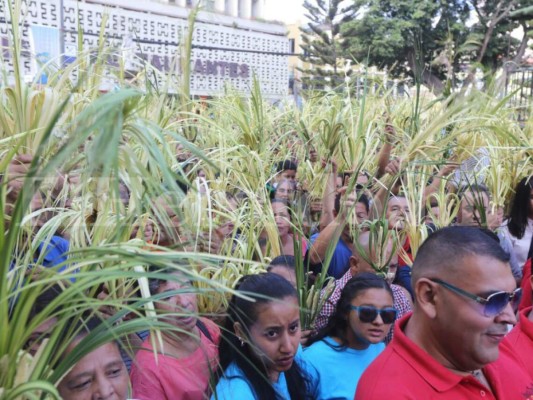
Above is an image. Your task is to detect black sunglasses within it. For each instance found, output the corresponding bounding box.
[349,305,398,324]
[430,278,522,317]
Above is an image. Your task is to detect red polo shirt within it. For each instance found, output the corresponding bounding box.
[505,307,533,379]
[355,313,533,400]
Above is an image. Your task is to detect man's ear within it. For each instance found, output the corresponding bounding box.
[414,278,438,319]
[349,255,360,276]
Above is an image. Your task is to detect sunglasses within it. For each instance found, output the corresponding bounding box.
[430,278,522,317]
[348,305,398,324]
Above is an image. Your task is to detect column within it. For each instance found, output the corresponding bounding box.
[252,0,264,19]
[239,0,251,19]
[214,0,225,13]
[228,0,238,17]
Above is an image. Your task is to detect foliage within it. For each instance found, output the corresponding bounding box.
[299,0,355,91]
[341,0,526,93]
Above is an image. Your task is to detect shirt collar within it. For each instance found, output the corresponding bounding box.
[518,306,533,341]
[392,314,476,392]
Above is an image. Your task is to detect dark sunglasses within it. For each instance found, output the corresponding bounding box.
[430,278,522,317]
[348,305,398,324]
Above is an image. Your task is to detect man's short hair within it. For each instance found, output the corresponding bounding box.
[268,255,296,270]
[411,226,510,284]
[275,160,298,173]
[334,191,370,214]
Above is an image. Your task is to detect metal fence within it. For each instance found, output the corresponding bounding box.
[505,67,533,123]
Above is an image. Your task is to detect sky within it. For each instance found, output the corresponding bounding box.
[264,0,306,24]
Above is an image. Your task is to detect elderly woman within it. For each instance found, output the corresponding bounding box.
[57,317,130,400]
[129,268,220,400]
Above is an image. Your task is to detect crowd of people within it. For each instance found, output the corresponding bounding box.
[7,120,533,399]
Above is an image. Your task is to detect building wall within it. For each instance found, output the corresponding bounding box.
[0,0,289,99]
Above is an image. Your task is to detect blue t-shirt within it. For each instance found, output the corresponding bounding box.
[309,233,352,279]
[302,336,384,400]
[212,350,318,400]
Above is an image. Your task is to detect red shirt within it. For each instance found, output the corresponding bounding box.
[130,318,220,400]
[505,307,533,379]
[355,314,533,400]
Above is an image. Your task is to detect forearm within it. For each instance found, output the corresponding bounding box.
[308,220,343,264]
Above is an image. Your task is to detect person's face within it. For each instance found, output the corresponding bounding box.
[346,288,394,348]
[269,266,297,289]
[26,317,58,356]
[155,273,198,331]
[430,254,518,371]
[274,180,295,202]
[57,341,128,400]
[154,201,181,246]
[344,192,369,226]
[458,191,489,227]
[356,173,369,187]
[216,219,235,238]
[176,143,192,163]
[280,169,296,183]
[386,197,409,230]
[309,198,322,214]
[425,206,440,224]
[272,202,291,238]
[244,296,301,380]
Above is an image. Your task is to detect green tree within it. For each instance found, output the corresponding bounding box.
[341,0,527,94]
[299,0,355,91]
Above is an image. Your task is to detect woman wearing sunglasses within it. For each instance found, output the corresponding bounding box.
[303,273,396,400]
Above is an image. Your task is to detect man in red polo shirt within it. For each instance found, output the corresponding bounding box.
[355,226,533,399]
[505,272,533,379]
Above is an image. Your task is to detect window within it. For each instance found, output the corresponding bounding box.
[289,38,295,54]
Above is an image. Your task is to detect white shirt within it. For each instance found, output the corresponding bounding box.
[501,218,533,269]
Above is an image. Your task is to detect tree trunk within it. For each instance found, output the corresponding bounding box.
[464,0,517,86]
[406,50,445,95]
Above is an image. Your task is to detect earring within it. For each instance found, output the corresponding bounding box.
[238,337,245,347]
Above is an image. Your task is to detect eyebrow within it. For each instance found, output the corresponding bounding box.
[67,360,123,381]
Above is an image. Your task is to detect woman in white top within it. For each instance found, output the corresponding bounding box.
[501,176,533,269]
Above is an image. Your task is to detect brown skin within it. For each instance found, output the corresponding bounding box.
[405,254,517,375]
[234,296,301,383]
[57,341,128,400]
[340,288,394,350]
[308,190,369,265]
[154,273,202,358]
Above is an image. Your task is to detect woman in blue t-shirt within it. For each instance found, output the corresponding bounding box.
[212,273,317,400]
[303,273,397,400]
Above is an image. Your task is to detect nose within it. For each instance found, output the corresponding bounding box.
[279,333,294,354]
[372,313,385,326]
[93,378,115,400]
[495,301,517,326]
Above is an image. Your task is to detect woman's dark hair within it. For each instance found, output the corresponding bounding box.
[507,176,533,239]
[218,273,313,400]
[307,273,393,349]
